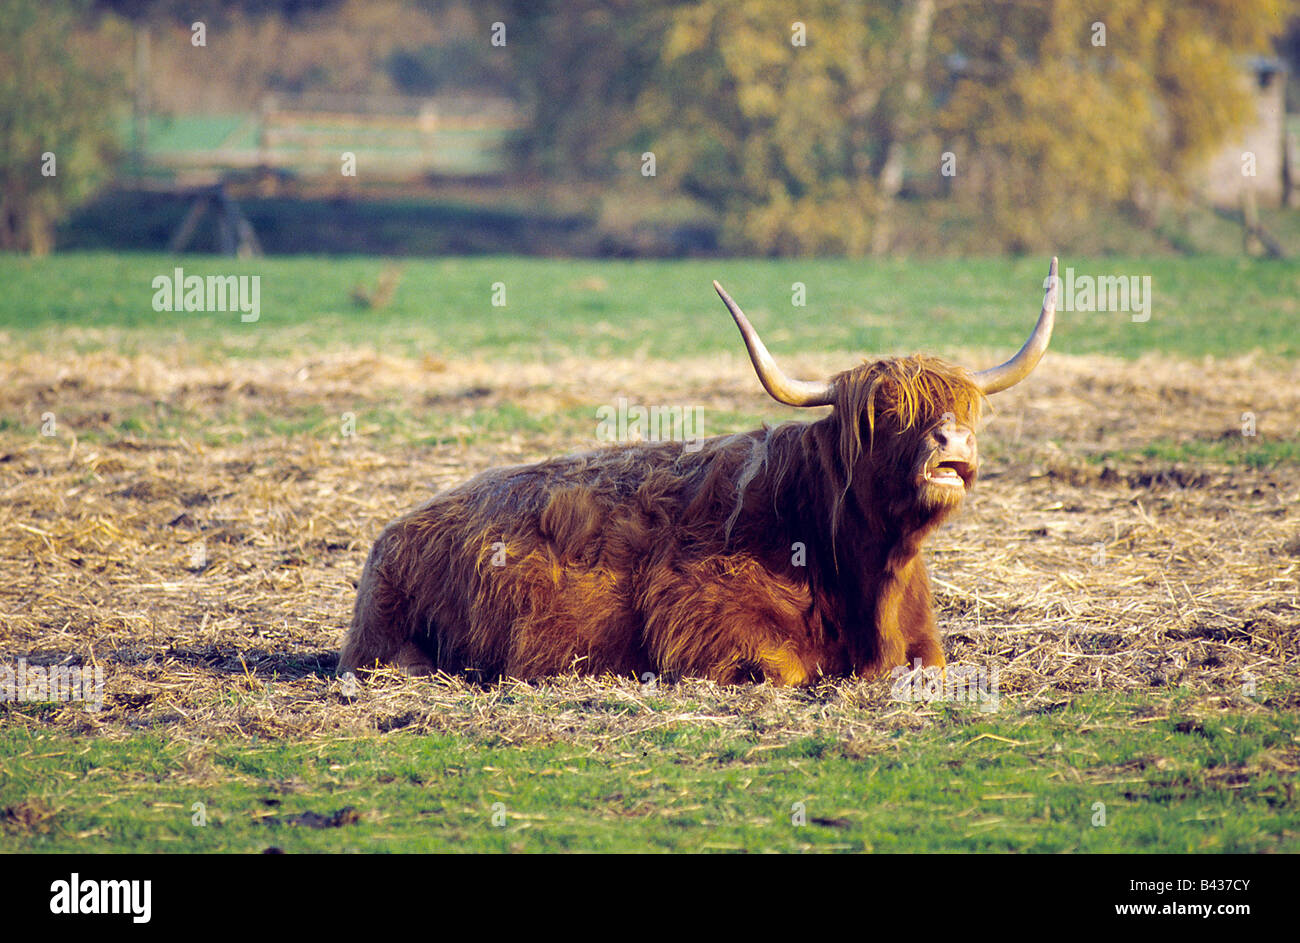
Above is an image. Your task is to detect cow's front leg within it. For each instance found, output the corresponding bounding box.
[905,636,945,670]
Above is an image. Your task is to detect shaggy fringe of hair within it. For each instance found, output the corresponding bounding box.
[729,355,986,552]
[847,355,986,458]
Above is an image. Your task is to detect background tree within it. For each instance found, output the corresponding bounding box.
[635,0,899,255]
[491,1,674,181]
[501,0,921,254]
[0,0,125,254]
[502,0,1294,255]
[934,0,1289,250]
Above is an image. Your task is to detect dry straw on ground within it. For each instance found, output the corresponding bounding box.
[0,342,1296,746]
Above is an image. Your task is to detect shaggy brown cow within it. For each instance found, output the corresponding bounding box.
[340,258,1058,685]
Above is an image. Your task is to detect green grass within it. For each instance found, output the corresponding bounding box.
[1097,437,1300,469]
[3,254,1298,361]
[119,115,253,152]
[2,690,1295,852]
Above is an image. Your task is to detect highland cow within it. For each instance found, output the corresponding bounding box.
[339,259,1059,685]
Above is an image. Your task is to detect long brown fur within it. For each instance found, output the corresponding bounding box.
[340,355,986,686]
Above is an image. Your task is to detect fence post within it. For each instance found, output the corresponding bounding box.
[258,94,276,167]
[419,100,438,171]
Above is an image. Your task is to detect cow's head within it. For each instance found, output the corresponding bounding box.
[713,258,1057,527]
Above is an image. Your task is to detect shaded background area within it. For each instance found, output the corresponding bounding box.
[4,0,1299,257]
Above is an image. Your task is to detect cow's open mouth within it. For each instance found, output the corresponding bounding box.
[924,459,974,488]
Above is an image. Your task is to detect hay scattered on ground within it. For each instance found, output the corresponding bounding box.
[1,343,1296,746]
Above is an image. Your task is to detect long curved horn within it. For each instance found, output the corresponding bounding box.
[713,280,834,407]
[972,256,1058,395]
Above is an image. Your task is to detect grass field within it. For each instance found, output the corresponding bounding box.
[4,254,1298,360]
[1,254,1297,852]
